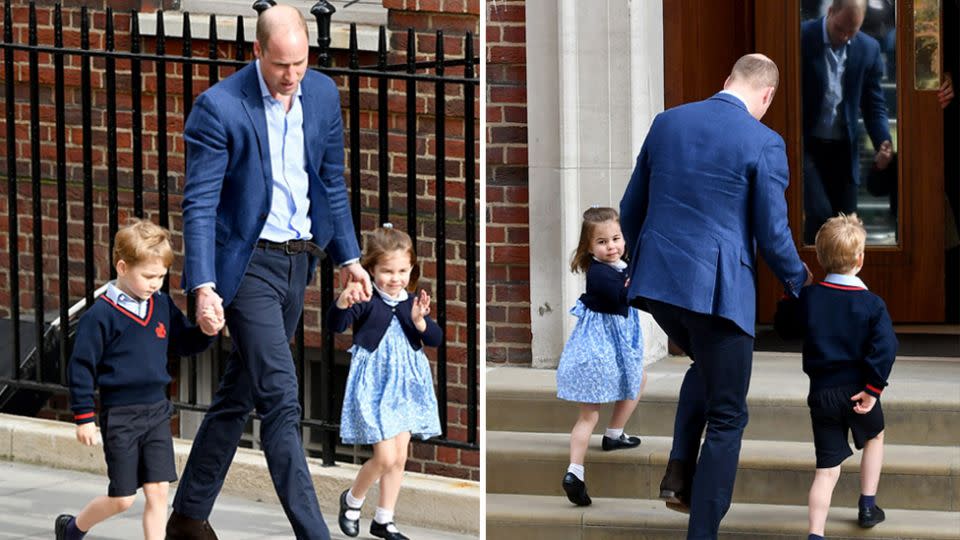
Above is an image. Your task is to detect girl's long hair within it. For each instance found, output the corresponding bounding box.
[570,207,621,274]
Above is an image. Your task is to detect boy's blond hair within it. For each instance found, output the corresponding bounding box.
[815,213,866,274]
[113,219,174,268]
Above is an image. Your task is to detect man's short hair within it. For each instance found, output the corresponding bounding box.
[815,213,867,274]
[830,0,867,13]
[256,5,309,51]
[113,219,174,268]
[730,54,779,91]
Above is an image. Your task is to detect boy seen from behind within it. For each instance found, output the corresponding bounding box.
[776,213,897,539]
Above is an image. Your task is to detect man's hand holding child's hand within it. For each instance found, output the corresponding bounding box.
[336,281,367,309]
[199,305,225,336]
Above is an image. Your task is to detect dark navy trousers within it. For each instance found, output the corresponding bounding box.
[173,248,330,540]
[646,300,754,540]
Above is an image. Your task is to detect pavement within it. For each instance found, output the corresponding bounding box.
[0,460,476,539]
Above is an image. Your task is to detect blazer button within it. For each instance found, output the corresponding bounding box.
[260,213,268,220]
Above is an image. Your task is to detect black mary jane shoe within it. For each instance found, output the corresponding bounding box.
[858,505,886,528]
[370,520,411,540]
[562,472,592,506]
[601,433,642,451]
[338,489,361,537]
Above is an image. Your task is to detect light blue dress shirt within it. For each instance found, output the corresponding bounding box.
[106,282,150,319]
[255,60,312,243]
[813,17,848,140]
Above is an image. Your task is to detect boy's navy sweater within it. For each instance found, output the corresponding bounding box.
[68,291,214,424]
[326,294,443,352]
[774,281,897,399]
[579,261,630,316]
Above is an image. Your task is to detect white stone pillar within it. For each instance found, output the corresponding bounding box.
[526,0,668,368]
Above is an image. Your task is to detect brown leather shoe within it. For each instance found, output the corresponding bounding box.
[165,511,219,540]
[659,459,692,513]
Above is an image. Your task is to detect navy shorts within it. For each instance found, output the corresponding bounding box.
[100,399,178,497]
[808,384,885,469]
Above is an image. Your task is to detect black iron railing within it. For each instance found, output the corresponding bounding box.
[0,0,479,465]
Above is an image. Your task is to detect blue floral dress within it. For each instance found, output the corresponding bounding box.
[556,263,644,403]
[339,291,442,445]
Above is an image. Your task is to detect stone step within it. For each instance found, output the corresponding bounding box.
[486,431,959,512]
[486,354,960,446]
[486,493,960,540]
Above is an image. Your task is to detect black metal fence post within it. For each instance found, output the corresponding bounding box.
[310,1,335,68]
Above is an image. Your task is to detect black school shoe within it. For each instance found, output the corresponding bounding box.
[54,514,73,540]
[601,433,642,451]
[338,489,361,537]
[858,505,886,528]
[370,521,410,540]
[562,472,592,506]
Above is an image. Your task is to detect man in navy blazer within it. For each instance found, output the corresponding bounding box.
[167,6,370,540]
[620,54,812,538]
[801,0,892,243]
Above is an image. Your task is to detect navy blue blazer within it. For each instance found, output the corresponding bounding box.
[579,261,630,317]
[620,93,808,336]
[775,282,897,398]
[801,17,890,184]
[326,295,443,352]
[181,63,361,306]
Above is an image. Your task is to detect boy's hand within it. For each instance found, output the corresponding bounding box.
[76,422,99,446]
[411,289,431,331]
[196,286,224,335]
[199,306,225,336]
[851,391,877,414]
[336,281,366,309]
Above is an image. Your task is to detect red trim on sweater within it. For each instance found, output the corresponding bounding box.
[74,412,95,421]
[819,282,866,291]
[100,295,155,327]
[866,384,883,395]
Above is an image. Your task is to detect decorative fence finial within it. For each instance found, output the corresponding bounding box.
[310,1,336,67]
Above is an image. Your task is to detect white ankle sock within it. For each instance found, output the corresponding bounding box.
[345,489,364,521]
[567,463,585,481]
[374,507,399,532]
[605,428,624,439]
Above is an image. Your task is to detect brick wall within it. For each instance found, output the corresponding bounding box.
[485,0,530,365]
[0,0,478,480]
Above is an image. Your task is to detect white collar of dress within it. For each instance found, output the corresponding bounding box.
[373,283,409,306]
[592,256,628,271]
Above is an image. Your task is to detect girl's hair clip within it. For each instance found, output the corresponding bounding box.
[590,204,599,209]
[382,222,394,229]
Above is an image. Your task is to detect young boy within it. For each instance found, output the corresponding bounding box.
[775,213,898,540]
[55,219,224,540]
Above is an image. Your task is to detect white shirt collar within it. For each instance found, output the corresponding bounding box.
[824,273,868,289]
[105,281,150,317]
[373,283,409,306]
[255,59,303,101]
[592,256,628,271]
[719,89,748,110]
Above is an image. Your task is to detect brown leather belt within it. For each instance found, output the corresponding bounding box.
[256,239,325,259]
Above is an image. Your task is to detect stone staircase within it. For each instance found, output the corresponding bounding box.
[486,353,960,539]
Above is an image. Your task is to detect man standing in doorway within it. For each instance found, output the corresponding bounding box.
[167,5,370,540]
[620,54,812,538]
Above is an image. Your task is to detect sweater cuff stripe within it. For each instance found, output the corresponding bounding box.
[865,384,883,396]
[74,412,95,421]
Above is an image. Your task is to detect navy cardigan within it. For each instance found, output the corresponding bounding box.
[579,261,630,317]
[327,294,443,352]
[775,281,897,399]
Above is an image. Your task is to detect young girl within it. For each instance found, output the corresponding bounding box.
[556,206,646,506]
[327,225,442,540]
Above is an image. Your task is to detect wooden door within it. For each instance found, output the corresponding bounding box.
[754,0,945,323]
